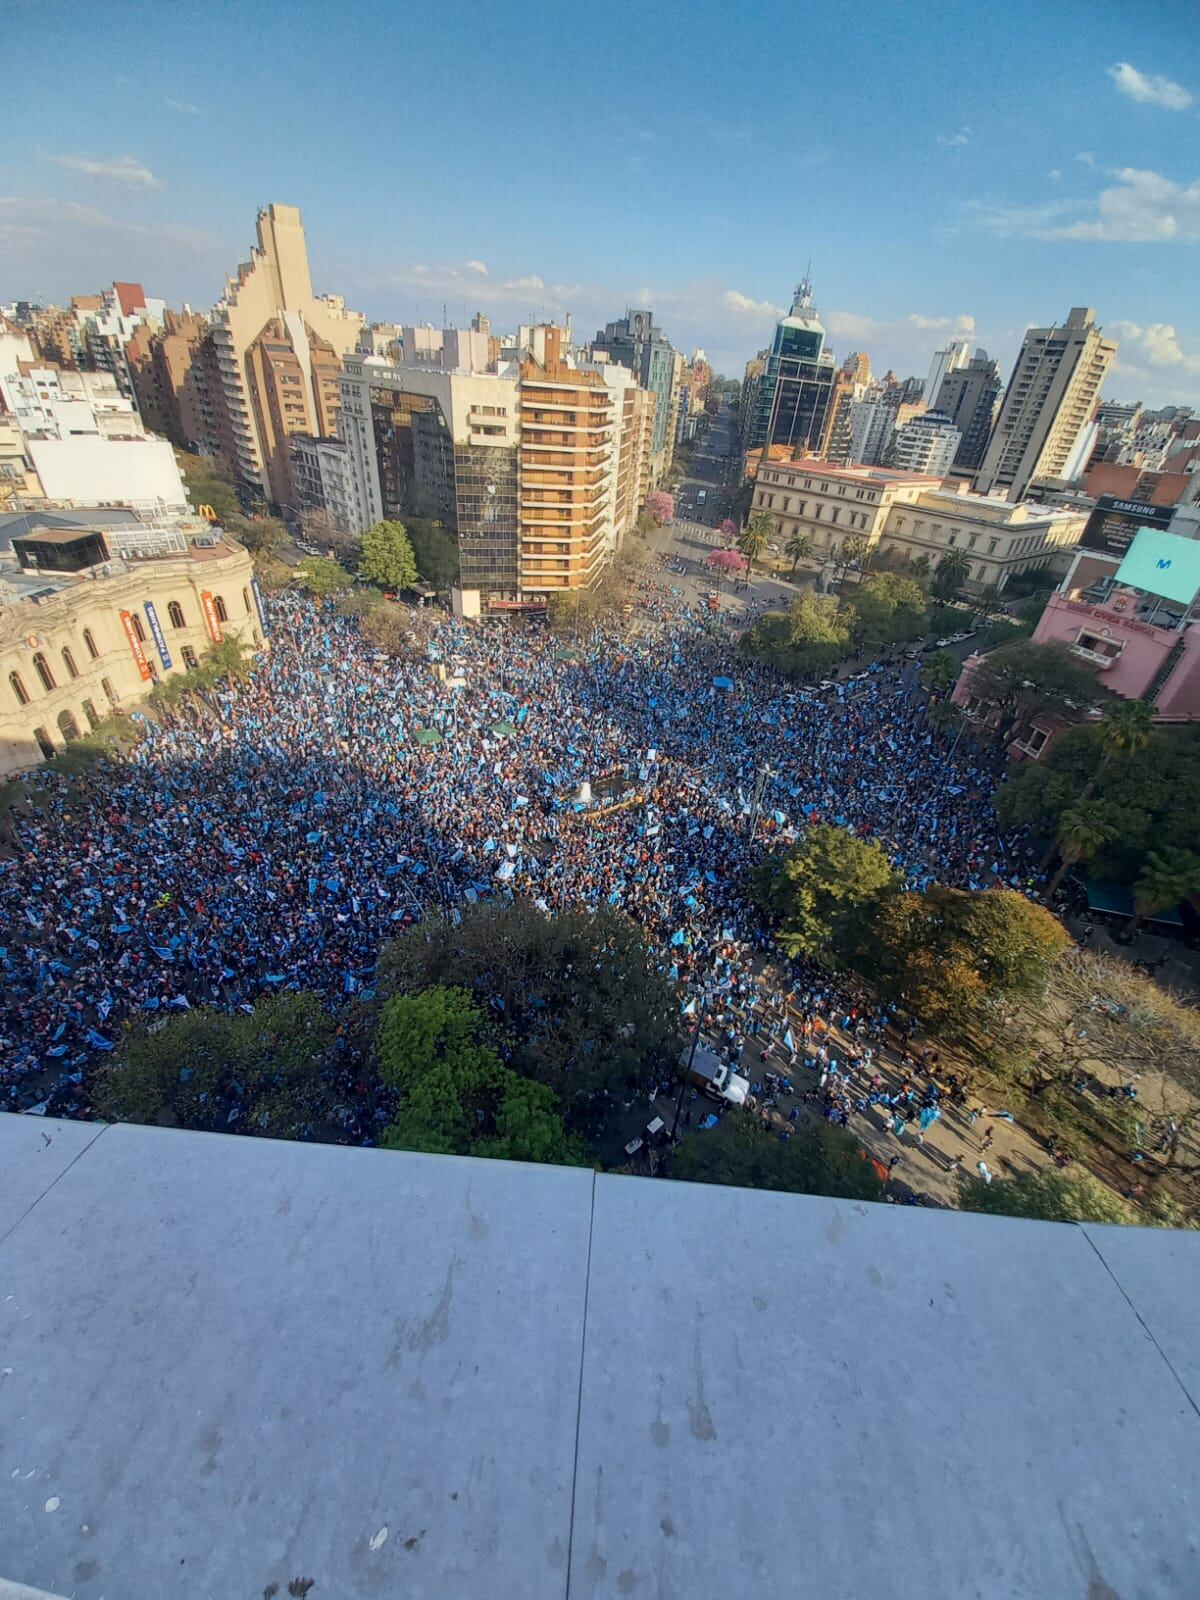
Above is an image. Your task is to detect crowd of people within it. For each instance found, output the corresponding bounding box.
[0,586,1034,1123]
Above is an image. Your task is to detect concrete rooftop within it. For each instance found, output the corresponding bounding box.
[1,1115,1197,1599]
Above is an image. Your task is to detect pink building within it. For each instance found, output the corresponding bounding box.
[955,534,1200,758]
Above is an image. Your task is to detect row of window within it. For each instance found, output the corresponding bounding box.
[758,492,869,531]
[8,593,247,709]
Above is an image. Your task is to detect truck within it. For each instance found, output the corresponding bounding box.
[679,1043,751,1107]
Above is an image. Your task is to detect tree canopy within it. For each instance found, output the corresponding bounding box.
[673,1112,884,1202]
[967,640,1099,744]
[740,592,854,678]
[359,520,419,590]
[379,900,679,1134]
[378,985,582,1164]
[847,572,928,647]
[755,823,901,961]
[957,1168,1136,1225]
[858,886,1070,1033]
[95,992,336,1138]
[405,517,460,588]
[296,555,354,596]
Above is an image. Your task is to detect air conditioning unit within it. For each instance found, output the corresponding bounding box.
[193,535,218,549]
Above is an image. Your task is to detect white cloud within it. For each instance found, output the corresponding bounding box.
[503,273,545,293]
[465,259,488,276]
[724,289,785,317]
[908,313,976,335]
[1108,320,1200,373]
[1108,62,1193,111]
[164,97,202,115]
[1047,168,1063,182]
[967,168,1200,243]
[826,310,876,340]
[936,127,971,147]
[1076,151,1096,167]
[48,153,162,189]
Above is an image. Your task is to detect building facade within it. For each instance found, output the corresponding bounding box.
[923,339,969,416]
[932,350,1002,473]
[892,411,962,476]
[589,310,679,480]
[287,435,356,534]
[974,308,1117,501]
[751,461,1087,590]
[126,308,218,454]
[207,204,363,502]
[1,534,259,776]
[746,279,836,458]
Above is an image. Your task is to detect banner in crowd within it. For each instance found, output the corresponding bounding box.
[118,610,153,681]
[142,600,172,671]
[250,576,270,638]
[200,590,223,643]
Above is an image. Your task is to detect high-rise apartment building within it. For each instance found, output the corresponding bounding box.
[207,204,363,503]
[975,308,1117,502]
[892,411,962,477]
[340,326,644,604]
[589,311,679,480]
[746,279,836,458]
[933,349,1002,473]
[923,340,970,417]
[126,308,217,453]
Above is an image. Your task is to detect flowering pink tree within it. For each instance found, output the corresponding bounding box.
[718,518,737,542]
[645,490,676,525]
[707,548,748,575]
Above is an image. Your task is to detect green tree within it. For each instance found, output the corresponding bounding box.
[404,517,460,588]
[359,519,419,590]
[1081,700,1154,800]
[379,901,679,1136]
[1045,800,1121,896]
[859,886,1070,1034]
[227,513,287,555]
[755,823,901,961]
[957,1168,1135,1225]
[848,572,928,647]
[920,649,959,695]
[741,591,854,678]
[95,992,336,1137]
[908,553,932,581]
[931,548,972,602]
[1131,848,1200,935]
[967,640,1099,748]
[880,435,901,469]
[378,985,583,1164]
[738,509,774,568]
[296,555,353,596]
[673,1112,884,1201]
[785,530,814,573]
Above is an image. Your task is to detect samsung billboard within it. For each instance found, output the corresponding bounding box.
[1114,528,1200,608]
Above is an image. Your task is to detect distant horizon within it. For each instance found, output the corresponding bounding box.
[2,0,1197,406]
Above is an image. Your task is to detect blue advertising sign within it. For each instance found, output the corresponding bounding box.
[143,600,172,671]
[1115,528,1200,608]
[251,576,270,637]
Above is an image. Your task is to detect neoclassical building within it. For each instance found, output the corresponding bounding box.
[1,532,261,777]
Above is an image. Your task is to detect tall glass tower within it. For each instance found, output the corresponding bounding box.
[748,278,836,456]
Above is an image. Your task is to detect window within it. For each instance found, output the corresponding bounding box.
[967,535,977,550]
[987,538,998,555]
[168,600,186,629]
[62,646,79,679]
[182,646,199,670]
[82,627,99,659]
[57,709,81,743]
[9,670,30,707]
[242,586,252,615]
[214,595,229,624]
[101,677,117,706]
[130,614,147,643]
[33,653,55,692]
[82,698,100,731]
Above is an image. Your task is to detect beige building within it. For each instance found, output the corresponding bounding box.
[1,533,259,777]
[519,330,616,594]
[126,308,217,453]
[208,204,363,502]
[752,460,1087,591]
[975,307,1117,502]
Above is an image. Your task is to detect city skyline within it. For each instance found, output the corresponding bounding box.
[2,0,1197,406]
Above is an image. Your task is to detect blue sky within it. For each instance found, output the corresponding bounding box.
[2,0,1198,404]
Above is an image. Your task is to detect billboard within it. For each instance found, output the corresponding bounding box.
[143,600,172,671]
[1114,528,1200,608]
[119,610,153,681]
[200,590,224,643]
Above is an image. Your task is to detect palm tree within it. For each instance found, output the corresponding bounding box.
[931,548,972,602]
[909,554,932,580]
[1080,700,1153,800]
[785,531,814,574]
[1129,848,1200,937]
[738,509,772,570]
[920,649,958,696]
[1045,801,1120,897]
